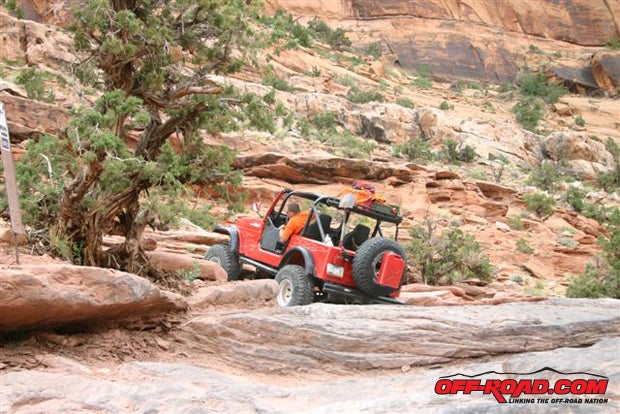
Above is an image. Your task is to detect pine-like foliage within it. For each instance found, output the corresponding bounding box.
[17,0,262,277]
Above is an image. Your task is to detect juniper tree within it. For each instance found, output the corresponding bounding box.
[17,0,263,278]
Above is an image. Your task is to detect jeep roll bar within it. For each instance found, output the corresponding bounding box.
[272,188,402,244]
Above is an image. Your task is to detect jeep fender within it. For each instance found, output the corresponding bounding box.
[213,225,240,254]
[280,247,315,277]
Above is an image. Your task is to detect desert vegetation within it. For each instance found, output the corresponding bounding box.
[0,0,618,300]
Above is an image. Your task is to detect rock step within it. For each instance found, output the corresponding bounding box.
[181,298,620,374]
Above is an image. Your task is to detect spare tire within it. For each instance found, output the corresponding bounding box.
[352,237,407,297]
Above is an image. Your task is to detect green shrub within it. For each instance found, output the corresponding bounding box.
[363,42,382,59]
[303,66,321,77]
[517,70,567,104]
[392,137,434,163]
[438,100,452,110]
[516,238,534,254]
[309,112,338,132]
[510,274,524,284]
[345,87,384,103]
[468,169,487,180]
[334,75,356,87]
[523,192,555,221]
[2,0,22,18]
[559,237,579,248]
[241,92,277,133]
[406,216,493,285]
[440,139,477,164]
[411,65,432,88]
[307,17,351,50]
[525,281,547,297]
[395,97,415,109]
[582,203,612,224]
[511,97,543,132]
[566,261,618,298]
[597,163,620,193]
[458,145,477,163]
[413,76,432,89]
[497,82,514,93]
[512,70,566,131]
[605,137,620,162]
[261,67,294,91]
[325,131,376,159]
[15,68,55,103]
[527,160,562,192]
[180,260,202,282]
[488,153,509,164]
[565,185,585,212]
[574,115,586,127]
[528,45,544,54]
[506,215,525,230]
[258,10,312,49]
[606,37,620,50]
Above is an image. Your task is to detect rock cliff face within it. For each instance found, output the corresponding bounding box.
[269,0,620,45]
[267,0,620,82]
[13,0,620,82]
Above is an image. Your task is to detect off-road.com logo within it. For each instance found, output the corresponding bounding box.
[435,367,609,404]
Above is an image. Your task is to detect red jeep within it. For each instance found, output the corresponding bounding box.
[204,189,408,306]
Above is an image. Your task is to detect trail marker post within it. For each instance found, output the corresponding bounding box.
[0,102,24,263]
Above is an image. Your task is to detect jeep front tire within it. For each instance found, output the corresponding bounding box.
[204,244,241,281]
[275,265,314,306]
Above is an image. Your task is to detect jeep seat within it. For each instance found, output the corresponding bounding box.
[302,214,332,242]
[342,223,371,251]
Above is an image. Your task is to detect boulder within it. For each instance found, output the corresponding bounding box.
[188,279,278,307]
[557,211,607,238]
[0,92,70,139]
[399,290,463,306]
[549,63,599,94]
[543,131,615,180]
[0,264,188,332]
[234,153,415,184]
[145,230,229,246]
[147,251,228,281]
[0,11,75,70]
[522,257,555,279]
[591,51,620,94]
[290,93,419,144]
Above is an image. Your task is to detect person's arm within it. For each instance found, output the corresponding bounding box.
[279,222,293,243]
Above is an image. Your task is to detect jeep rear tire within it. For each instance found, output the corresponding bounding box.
[204,244,241,281]
[275,265,314,306]
[352,237,407,297]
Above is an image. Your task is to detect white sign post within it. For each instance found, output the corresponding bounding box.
[0,102,24,263]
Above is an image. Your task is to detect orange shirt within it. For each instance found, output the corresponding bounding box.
[280,210,311,242]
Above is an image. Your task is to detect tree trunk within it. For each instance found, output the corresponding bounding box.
[52,155,104,265]
[53,154,158,278]
[95,178,158,278]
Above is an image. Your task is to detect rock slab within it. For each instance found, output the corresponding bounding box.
[0,264,188,332]
[182,298,620,373]
[1,338,617,413]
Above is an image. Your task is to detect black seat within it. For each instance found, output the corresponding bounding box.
[342,224,371,251]
[302,214,332,242]
[329,223,342,245]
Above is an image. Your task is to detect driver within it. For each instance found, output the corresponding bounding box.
[279,202,311,243]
